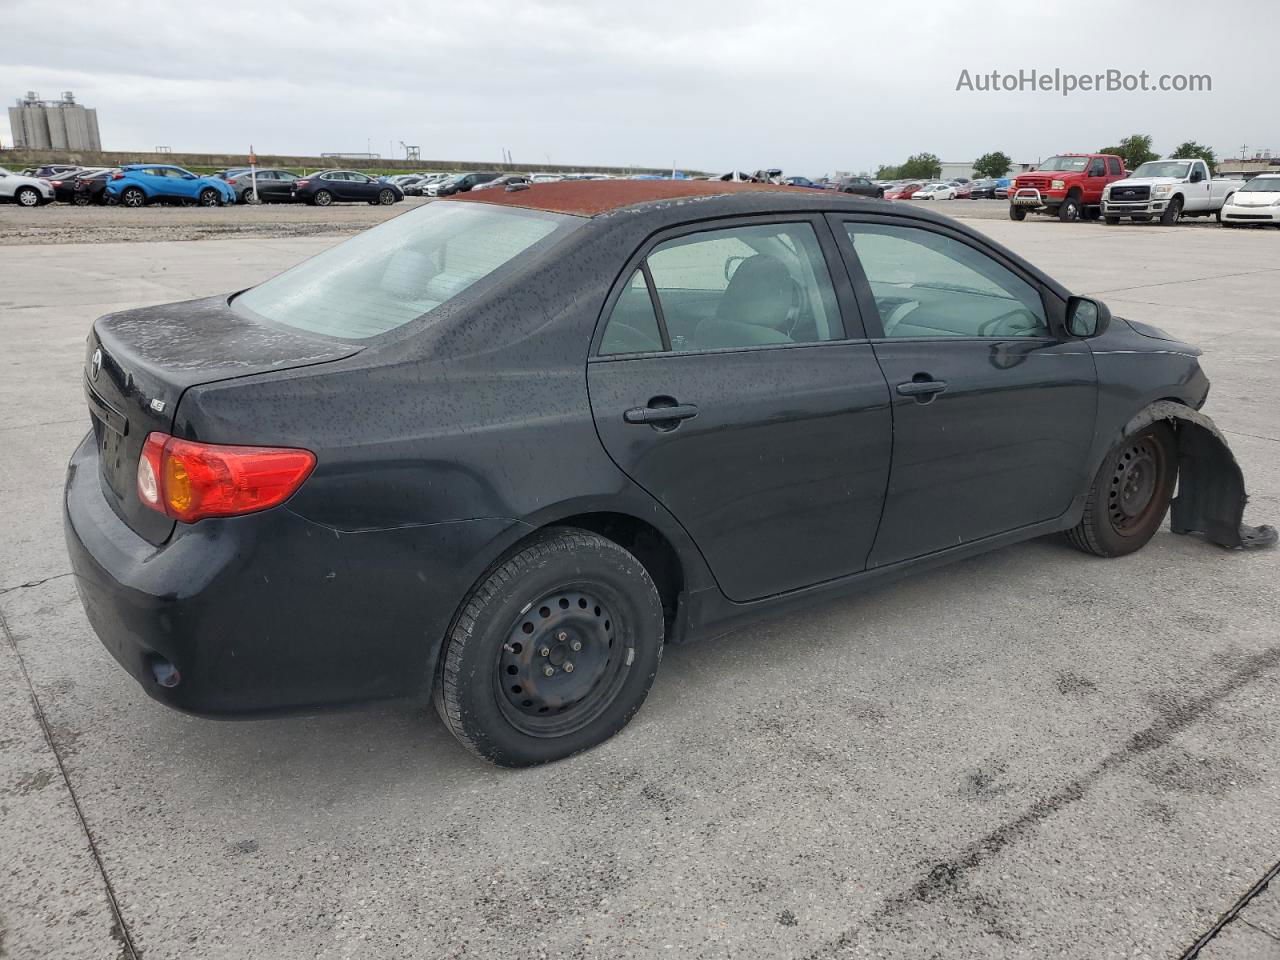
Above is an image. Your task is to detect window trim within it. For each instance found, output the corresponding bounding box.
[589,213,868,361]
[828,213,1066,342]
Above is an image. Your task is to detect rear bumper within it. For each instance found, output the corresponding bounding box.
[64,431,518,716]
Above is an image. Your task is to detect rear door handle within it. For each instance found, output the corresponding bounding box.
[624,403,699,425]
[896,379,948,398]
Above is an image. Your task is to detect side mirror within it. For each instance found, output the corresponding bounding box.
[1067,296,1111,338]
[1190,170,1204,183]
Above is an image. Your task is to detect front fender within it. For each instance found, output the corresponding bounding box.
[1124,401,1276,549]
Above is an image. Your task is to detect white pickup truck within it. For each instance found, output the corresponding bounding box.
[1101,159,1240,225]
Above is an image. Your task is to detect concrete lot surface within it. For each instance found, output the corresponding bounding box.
[1,208,1278,959]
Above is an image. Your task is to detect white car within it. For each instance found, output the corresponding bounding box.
[914,183,956,200]
[1220,174,1280,227]
[0,166,56,206]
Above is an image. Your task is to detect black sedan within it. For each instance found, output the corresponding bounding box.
[65,181,1272,766]
[49,168,108,203]
[291,169,402,205]
[226,168,303,204]
[830,175,885,198]
[969,178,1000,199]
[68,169,116,205]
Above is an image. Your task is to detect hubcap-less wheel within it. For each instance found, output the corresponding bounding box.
[497,589,627,737]
[122,188,145,208]
[379,189,395,204]
[1108,437,1167,536]
[199,188,220,207]
[17,187,39,207]
[314,190,332,206]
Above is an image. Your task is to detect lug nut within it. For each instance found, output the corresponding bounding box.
[557,632,568,642]
[564,662,575,673]
[543,665,555,677]
[570,640,582,651]
[539,646,550,657]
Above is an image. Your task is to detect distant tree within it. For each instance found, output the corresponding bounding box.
[1169,140,1218,172]
[875,164,901,179]
[973,151,1012,179]
[898,152,942,180]
[1098,134,1160,171]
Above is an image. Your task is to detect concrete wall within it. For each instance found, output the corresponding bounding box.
[0,147,688,177]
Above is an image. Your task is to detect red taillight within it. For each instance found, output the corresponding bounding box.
[52,180,63,187]
[227,178,237,185]
[295,179,309,188]
[137,432,315,523]
[111,172,124,180]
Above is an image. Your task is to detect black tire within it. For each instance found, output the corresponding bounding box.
[198,188,221,207]
[1083,206,1101,221]
[435,528,665,767]
[241,189,258,204]
[1058,193,1082,221]
[1104,216,1121,225]
[1159,196,1183,226]
[1065,422,1177,558]
[72,191,92,206]
[313,189,333,207]
[1131,215,1151,223]
[120,186,147,208]
[15,186,42,207]
[1216,199,1232,225]
[1008,204,1027,221]
[875,189,885,199]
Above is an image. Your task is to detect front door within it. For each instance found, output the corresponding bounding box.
[833,217,1098,567]
[587,217,892,602]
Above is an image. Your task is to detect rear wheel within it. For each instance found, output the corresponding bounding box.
[313,189,333,206]
[1008,204,1027,221]
[72,191,92,206]
[15,186,41,207]
[1066,423,1177,557]
[435,528,665,767]
[121,186,147,208]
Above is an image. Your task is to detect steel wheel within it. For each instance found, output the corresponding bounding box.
[16,187,40,207]
[496,587,629,737]
[1058,196,1081,221]
[1107,436,1169,537]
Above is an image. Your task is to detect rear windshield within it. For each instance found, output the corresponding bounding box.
[232,201,582,339]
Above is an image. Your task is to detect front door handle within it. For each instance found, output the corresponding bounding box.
[624,403,699,425]
[896,379,948,398]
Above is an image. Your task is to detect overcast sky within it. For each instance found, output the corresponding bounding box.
[2,0,1276,174]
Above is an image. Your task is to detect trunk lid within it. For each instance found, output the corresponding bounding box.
[84,294,360,544]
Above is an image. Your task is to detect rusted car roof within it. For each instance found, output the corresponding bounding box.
[449,179,800,217]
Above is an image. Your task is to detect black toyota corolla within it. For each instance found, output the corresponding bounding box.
[65,180,1272,766]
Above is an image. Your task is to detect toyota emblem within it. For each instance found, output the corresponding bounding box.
[90,348,102,382]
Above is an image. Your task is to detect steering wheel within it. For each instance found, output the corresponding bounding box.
[881,300,920,337]
[978,307,1040,337]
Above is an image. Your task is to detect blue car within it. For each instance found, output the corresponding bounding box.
[106,164,236,208]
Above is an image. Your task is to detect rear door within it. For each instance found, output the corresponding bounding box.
[587,216,893,602]
[832,216,1097,566]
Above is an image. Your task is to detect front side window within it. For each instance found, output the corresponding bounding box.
[234,201,582,339]
[845,223,1049,339]
[643,222,842,351]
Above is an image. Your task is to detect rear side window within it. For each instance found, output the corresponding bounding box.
[597,222,842,354]
[1107,157,1123,175]
[600,271,664,355]
[233,202,582,339]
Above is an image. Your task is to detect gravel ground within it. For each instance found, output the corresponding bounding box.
[0,197,429,245]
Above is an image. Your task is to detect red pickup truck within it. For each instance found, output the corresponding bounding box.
[1008,154,1127,222]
